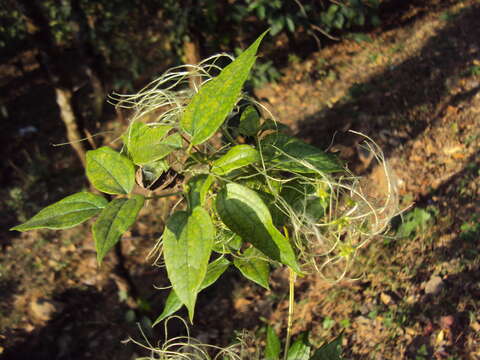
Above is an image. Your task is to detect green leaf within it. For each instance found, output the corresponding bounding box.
[260,119,290,133]
[201,256,231,289]
[11,192,108,231]
[186,174,214,209]
[333,13,345,29]
[93,195,144,264]
[234,247,270,289]
[270,20,284,36]
[162,207,215,322]
[239,105,260,136]
[265,326,281,360]
[287,333,311,360]
[153,257,230,326]
[310,335,343,360]
[348,32,373,43]
[261,133,343,174]
[140,160,169,188]
[280,181,328,223]
[153,290,182,327]
[216,183,301,274]
[180,31,267,146]
[123,122,182,165]
[213,229,243,254]
[211,145,260,175]
[286,16,295,32]
[86,147,135,195]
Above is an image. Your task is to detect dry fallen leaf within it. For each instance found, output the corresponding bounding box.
[380,292,393,305]
[424,275,444,295]
[470,321,480,332]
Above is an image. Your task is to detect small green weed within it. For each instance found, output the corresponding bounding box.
[323,317,335,330]
[460,215,480,242]
[463,65,480,77]
[249,59,282,87]
[288,54,301,65]
[396,208,434,238]
[415,344,429,360]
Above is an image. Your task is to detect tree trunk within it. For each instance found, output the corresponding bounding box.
[55,88,87,167]
[70,0,106,121]
[183,35,202,90]
[18,0,88,167]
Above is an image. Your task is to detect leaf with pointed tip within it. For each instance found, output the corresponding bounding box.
[180,31,268,145]
[287,333,311,360]
[213,229,242,254]
[265,326,281,360]
[123,122,182,165]
[211,145,260,175]
[11,192,108,231]
[163,207,215,322]
[239,105,260,136]
[93,195,144,264]
[309,335,343,360]
[153,257,230,326]
[261,133,343,174]
[86,147,135,195]
[216,183,301,274]
[186,174,214,209]
[234,247,270,289]
[153,289,182,327]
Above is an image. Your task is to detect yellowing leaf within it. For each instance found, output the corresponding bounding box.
[93,195,144,264]
[216,183,301,273]
[181,31,267,145]
[162,207,215,322]
[123,122,182,165]
[153,257,230,326]
[86,147,135,195]
[11,192,107,231]
[233,247,270,289]
[211,145,260,175]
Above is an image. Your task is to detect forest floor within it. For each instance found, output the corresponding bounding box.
[1,0,479,359]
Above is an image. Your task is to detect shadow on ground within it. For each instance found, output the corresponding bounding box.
[296,2,480,157]
[1,286,143,360]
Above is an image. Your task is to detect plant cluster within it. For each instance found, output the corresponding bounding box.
[11,32,397,358]
[237,0,380,38]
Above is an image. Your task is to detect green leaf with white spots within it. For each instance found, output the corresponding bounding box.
[93,195,144,264]
[10,192,108,231]
[211,145,260,175]
[234,247,270,289]
[86,147,135,195]
[123,122,182,165]
[181,31,268,145]
[162,207,215,322]
[216,183,301,274]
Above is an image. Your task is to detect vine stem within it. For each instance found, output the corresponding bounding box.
[284,269,296,360]
[145,191,182,200]
[283,226,296,360]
